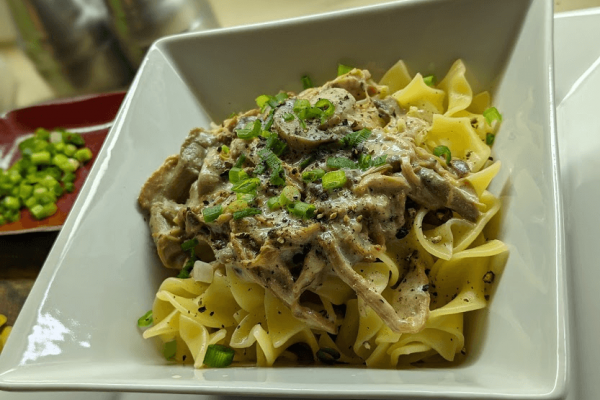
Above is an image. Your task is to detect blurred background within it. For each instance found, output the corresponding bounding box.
[0,0,596,115]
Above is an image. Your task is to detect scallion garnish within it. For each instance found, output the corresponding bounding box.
[372,154,388,167]
[279,186,301,206]
[316,347,341,364]
[163,340,177,361]
[137,310,153,327]
[233,207,262,220]
[237,192,256,203]
[233,153,246,168]
[177,257,194,278]
[267,196,281,210]
[358,153,372,170]
[486,133,495,146]
[337,64,353,76]
[483,107,502,125]
[231,178,260,193]
[326,157,358,170]
[301,75,313,90]
[301,168,325,182]
[314,98,335,123]
[255,95,272,112]
[322,170,347,190]
[266,134,287,156]
[228,167,248,184]
[203,344,235,368]
[283,113,294,122]
[433,145,452,164]
[289,201,316,220]
[258,148,286,186]
[202,205,223,222]
[339,128,372,148]
[423,75,436,87]
[221,145,230,155]
[299,154,316,170]
[236,120,262,140]
[293,99,312,120]
[181,238,198,251]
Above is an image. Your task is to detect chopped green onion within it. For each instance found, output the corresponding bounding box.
[339,128,372,148]
[54,142,66,153]
[266,134,287,156]
[299,154,316,170]
[483,107,502,125]
[30,202,57,220]
[337,64,353,76]
[233,207,261,220]
[301,75,313,90]
[423,75,436,87]
[61,172,76,183]
[203,205,223,222]
[18,183,33,201]
[255,94,272,111]
[227,199,248,213]
[24,196,37,209]
[35,128,51,141]
[221,145,230,155]
[273,92,289,105]
[228,167,248,184]
[257,148,285,186]
[326,157,357,170]
[236,120,262,140]
[267,196,281,210]
[181,238,198,251]
[358,154,372,170]
[64,144,77,157]
[486,133,496,146]
[203,344,235,368]
[302,168,325,182]
[177,256,195,279]
[163,340,177,361]
[31,151,51,165]
[137,310,153,327]
[64,182,75,193]
[236,192,256,204]
[227,112,237,119]
[63,131,85,146]
[322,170,347,190]
[433,145,452,164]
[372,154,388,167]
[2,196,20,211]
[314,99,335,123]
[231,178,260,193]
[233,153,246,168]
[289,201,316,219]
[74,148,93,163]
[283,113,294,122]
[316,347,341,364]
[293,99,312,120]
[280,186,301,206]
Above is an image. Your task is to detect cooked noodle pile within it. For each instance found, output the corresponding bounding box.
[138,59,507,368]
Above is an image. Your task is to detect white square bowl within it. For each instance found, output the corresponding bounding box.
[0,0,569,398]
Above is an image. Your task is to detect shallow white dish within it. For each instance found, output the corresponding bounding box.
[0,0,567,398]
[554,7,600,400]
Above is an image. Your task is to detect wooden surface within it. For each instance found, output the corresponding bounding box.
[0,232,57,326]
[0,0,598,337]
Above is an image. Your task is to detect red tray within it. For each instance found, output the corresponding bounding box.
[0,92,126,235]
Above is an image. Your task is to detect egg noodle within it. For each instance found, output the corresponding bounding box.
[141,59,507,368]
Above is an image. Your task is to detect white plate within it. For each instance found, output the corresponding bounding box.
[555,7,600,400]
[0,0,567,398]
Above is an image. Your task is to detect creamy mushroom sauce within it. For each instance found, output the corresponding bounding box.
[139,69,480,336]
